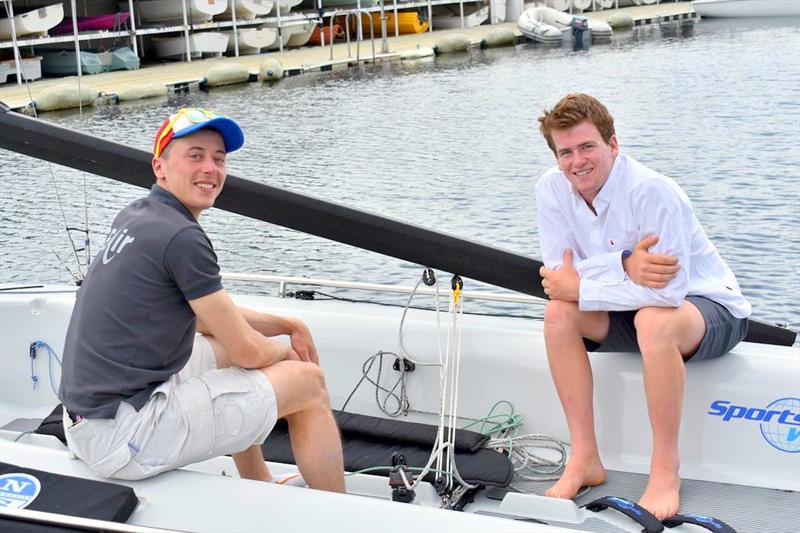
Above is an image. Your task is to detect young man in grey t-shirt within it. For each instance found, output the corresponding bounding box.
[59,108,345,491]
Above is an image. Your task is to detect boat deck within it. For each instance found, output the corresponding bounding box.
[0,2,696,112]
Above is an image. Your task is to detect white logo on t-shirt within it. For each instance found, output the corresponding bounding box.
[102,226,136,265]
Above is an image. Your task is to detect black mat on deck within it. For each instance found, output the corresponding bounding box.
[0,462,138,525]
[261,410,514,488]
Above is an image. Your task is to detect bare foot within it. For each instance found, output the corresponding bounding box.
[545,456,606,499]
[638,468,681,520]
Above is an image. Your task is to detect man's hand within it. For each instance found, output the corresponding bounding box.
[540,249,580,301]
[623,235,679,288]
[288,318,319,365]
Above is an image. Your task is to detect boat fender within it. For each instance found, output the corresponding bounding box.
[481,28,517,49]
[204,63,251,88]
[399,45,435,60]
[34,83,98,113]
[433,34,471,55]
[259,59,284,82]
[115,82,168,103]
[607,12,634,30]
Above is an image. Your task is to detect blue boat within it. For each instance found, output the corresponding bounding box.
[38,50,104,76]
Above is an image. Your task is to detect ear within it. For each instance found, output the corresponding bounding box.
[152,157,166,182]
[609,134,619,156]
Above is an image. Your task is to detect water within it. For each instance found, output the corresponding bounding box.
[1,17,799,336]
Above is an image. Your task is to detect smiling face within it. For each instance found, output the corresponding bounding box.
[551,120,619,205]
[152,129,227,220]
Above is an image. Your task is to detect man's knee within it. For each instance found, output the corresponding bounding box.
[263,362,330,417]
[634,307,681,354]
[543,300,581,333]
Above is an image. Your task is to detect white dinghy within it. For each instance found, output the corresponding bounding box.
[224,27,278,54]
[0,108,798,533]
[0,3,64,40]
[217,0,276,20]
[518,8,563,44]
[153,32,230,59]
[692,0,800,18]
[131,0,228,24]
[269,0,305,16]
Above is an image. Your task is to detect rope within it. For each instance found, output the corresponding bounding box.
[29,340,63,397]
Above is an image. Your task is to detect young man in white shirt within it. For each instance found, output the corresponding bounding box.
[535,94,750,519]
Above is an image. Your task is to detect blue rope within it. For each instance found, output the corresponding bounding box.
[29,340,63,397]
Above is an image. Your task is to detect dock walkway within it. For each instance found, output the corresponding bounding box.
[0,2,695,112]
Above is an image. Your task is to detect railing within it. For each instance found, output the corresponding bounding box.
[222,272,547,306]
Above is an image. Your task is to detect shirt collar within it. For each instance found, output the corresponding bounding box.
[592,154,624,211]
[149,184,197,222]
[570,154,625,216]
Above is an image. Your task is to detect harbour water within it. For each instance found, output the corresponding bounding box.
[1,17,799,335]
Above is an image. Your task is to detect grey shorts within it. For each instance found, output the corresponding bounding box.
[63,335,278,480]
[584,296,748,362]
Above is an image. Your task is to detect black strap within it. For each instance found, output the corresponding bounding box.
[663,513,736,533]
[584,495,664,533]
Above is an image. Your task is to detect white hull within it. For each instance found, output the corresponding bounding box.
[225,27,278,53]
[286,21,317,47]
[0,3,64,40]
[518,9,564,43]
[269,0,305,16]
[133,0,228,24]
[153,31,230,58]
[692,0,800,18]
[545,0,571,11]
[265,18,316,49]
[432,5,490,29]
[1,284,798,532]
[218,0,275,20]
[571,0,592,11]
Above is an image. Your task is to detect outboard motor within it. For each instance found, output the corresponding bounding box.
[570,16,589,50]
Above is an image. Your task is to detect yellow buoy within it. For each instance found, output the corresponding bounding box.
[259,59,284,82]
[34,83,97,113]
[205,63,251,87]
[607,13,634,30]
[433,34,471,55]
[481,29,517,48]
[115,83,168,102]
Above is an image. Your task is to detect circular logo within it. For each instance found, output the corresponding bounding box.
[0,473,41,509]
[760,397,800,453]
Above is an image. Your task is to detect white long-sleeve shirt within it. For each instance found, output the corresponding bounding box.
[535,153,751,319]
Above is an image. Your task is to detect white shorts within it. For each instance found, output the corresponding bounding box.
[63,335,279,480]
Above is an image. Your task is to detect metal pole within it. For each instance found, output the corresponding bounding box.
[427,0,433,32]
[232,0,240,56]
[276,0,284,51]
[379,0,388,53]
[393,0,399,36]
[3,0,22,85]
[460,0,464,28]
[182,0,192,62]
[127,0,138,57]
[356,0,363,41]
[71,0,81,77]
[318,0,325,47]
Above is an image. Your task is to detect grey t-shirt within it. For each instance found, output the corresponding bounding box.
[59,185,223,419]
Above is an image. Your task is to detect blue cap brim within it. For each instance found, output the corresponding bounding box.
[172,116,245,153]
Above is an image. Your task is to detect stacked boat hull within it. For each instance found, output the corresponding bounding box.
[153,32,230,59]
[0,3,64,40]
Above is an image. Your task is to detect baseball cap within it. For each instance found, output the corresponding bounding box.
[153,107,244,158]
